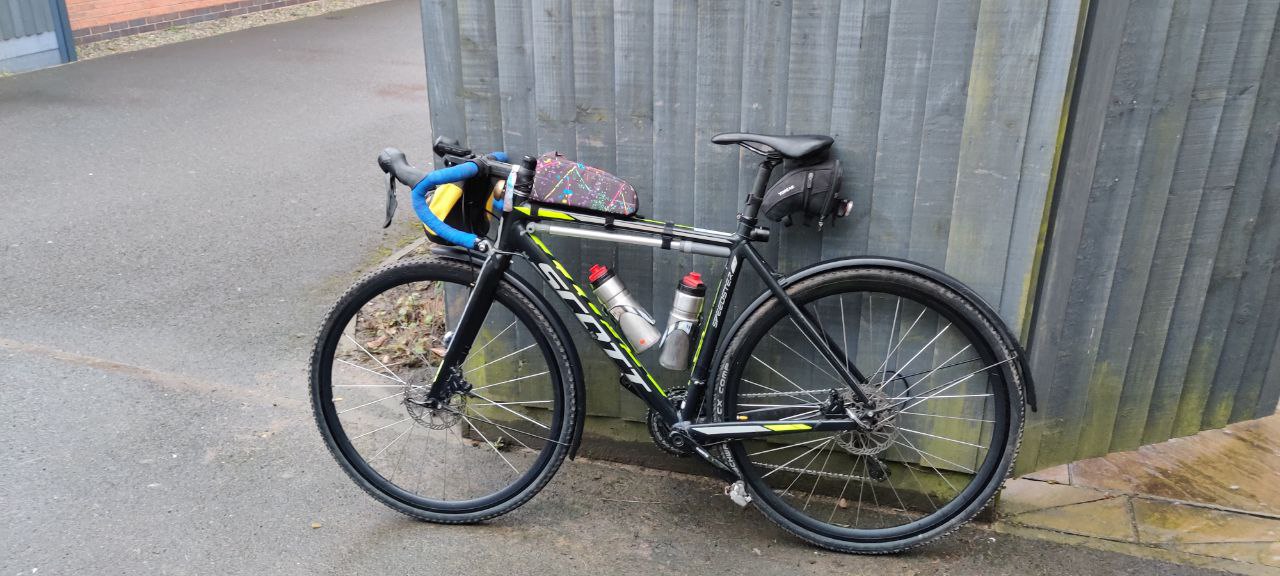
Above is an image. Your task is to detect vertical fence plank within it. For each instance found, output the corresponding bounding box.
[906,0,978,270]
[945,0,1048,302]
[691,0,744,353]
[824,0,890,262]
[1109,0,1276,451]
[613,0,657,417]
[458,0,503,152]
[650,0,699,339]
[1148,8,1280,443]
[421,0,466,151]
[867,1,936,259]
[494,0,538,157]
[1001,0,1081,333]
[1198,2,1280,430]
[732,0,791,317]
[1022,0,1132,470]
[570,0,622,418]
[1072,0,1214,457]
[777,0,841,276]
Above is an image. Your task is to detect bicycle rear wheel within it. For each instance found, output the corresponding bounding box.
[310,257,576,523]
[716,266,1025,553]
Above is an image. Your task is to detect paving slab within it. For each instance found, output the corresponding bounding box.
[998,478,1111,516]
[1070,415,1280,517]
[1005,496,1139,542]
[1133,499,1280,546]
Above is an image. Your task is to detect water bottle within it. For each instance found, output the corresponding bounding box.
[659,272,706,370]
[588,264,661,352]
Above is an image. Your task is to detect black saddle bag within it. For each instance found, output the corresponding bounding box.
[760,158,849,229]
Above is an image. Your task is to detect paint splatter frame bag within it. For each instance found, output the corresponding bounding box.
[531,152,639,217]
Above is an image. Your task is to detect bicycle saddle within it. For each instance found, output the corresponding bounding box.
[711,132,834,159]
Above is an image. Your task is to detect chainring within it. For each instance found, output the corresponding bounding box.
[647,387,695,457]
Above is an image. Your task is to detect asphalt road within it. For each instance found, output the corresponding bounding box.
[0,2,1223,574]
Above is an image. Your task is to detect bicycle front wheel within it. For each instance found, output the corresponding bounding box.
[716,266,1025,553]
[310,257,576,523]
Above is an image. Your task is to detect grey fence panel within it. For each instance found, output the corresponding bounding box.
[1,0,53,41]
[1027,0,1280,470]
[421,0,1079,467]
[1,0,61,74]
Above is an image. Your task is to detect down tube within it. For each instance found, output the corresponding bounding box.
[514,230,680,424]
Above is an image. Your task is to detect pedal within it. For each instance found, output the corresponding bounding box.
[724,481,752,508]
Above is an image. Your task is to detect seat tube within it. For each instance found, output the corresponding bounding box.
[739,157,781,231]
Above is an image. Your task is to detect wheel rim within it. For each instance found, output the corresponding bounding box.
[724,279,1012,541]
[316,271,565,512]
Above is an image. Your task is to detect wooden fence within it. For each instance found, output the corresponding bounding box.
[1024,0,1280,470]
[419,0,1280,472]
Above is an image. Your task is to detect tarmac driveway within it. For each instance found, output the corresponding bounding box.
[0,2,1222,574]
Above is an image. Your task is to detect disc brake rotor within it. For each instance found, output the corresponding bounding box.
[835,380,899,456]
[403,383,466,430]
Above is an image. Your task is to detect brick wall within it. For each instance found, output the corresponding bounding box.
[69,0,315,44]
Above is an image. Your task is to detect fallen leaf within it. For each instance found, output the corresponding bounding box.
[431,347,447,357]
[366,335,388,349]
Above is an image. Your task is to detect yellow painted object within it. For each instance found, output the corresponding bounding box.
[429,183,464,222]
[421,182,497,238]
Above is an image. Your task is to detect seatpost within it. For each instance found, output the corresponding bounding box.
[738,156,781,237]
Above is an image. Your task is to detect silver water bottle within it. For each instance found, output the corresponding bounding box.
[659,272,706,370]
[588,264,661,352]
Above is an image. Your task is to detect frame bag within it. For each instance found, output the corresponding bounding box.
[760,158,849,229]
[531,152,639,216]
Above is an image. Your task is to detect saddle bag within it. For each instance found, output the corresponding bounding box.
[760,158,849,229]
[531,152,639,216]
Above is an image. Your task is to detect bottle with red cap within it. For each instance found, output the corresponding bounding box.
[588,264,661,352]
[658,271,706,370]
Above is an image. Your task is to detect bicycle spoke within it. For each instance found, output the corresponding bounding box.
[750,356,824,403]
[749,435,831,457]
[741,378,830,404]
[335,358,404,384]
[462,320,517,367]
[472,370,549,392]
[366,421,414,463]
[344,334,407,384]
[459,414,519,474]
[468,391,550,430]
[898,411,994,424]
[450,407,566,446]
[896,434,962,492]
[761,437,834,479]
[464,344,535,375]
[350,417,411,441]
[771,332,839,382]
[899,427,985,449]
[337,390,403,415]
[879,323,951,389]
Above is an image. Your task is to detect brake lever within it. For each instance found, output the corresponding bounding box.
[382,173,397,229]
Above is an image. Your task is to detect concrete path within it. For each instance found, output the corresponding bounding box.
[0,1,1230,574]
[997,413,1280,574]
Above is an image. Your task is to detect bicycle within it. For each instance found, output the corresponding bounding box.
[310,133,1035,553]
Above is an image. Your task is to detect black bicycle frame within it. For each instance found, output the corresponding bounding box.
[427,157,873,456]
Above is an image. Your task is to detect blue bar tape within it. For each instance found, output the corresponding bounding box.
[411,162,481,248]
